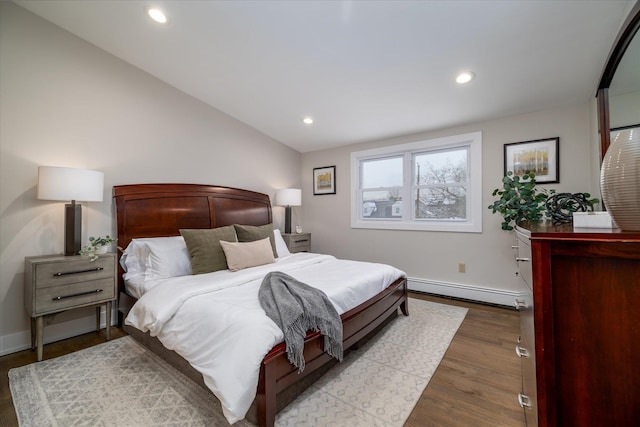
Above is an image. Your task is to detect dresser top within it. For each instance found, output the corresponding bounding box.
[516,221,640,242]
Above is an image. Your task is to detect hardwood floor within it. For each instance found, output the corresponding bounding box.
[1,293,525,426]
[407,293,526,427]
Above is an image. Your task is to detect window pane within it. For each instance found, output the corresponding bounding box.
[415,187,466,219]
[362,191,402,218]
[362,157,403,188]
[351,131,481,232]
[414,148,467,185]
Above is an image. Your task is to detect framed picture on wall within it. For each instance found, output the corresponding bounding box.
[313,166,336,195]
[504,137,559,183]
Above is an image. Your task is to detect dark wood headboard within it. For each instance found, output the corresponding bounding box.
[112,183,273,296]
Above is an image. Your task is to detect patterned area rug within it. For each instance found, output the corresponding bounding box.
[9,298,467,426]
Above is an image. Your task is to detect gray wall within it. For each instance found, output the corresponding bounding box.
[0,3,301,355]
[301,103,599,301]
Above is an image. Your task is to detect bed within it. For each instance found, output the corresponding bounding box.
[113,183,408,426]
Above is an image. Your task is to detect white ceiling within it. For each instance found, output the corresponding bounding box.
[14,0,634,153]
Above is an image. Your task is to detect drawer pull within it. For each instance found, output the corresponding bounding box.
[294,239,309,243]
[52,289,103,301]
[512,245,519,249]
[514,299,527,310]
[515,257,530,262]
[515,344,530,358]
[53,267,104,277]
[518,393,532,409]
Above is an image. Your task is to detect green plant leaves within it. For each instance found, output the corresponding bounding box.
[487,171,549,230]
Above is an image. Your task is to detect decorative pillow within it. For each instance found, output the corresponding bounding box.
[121,236,191,281]
[273,229,291,258]
[180,226,237,274]
[234,223,277,257]
[220,238,275,272]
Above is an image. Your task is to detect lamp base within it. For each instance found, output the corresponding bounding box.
[65,202,82,256]
[284,206,292,234]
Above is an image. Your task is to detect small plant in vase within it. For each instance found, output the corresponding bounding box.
[79,235,121,261]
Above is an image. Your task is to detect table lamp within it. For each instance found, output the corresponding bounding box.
[276,188,301,234]
[37,166,104,256]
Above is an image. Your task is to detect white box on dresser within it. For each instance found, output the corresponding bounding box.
[572,212,616,228]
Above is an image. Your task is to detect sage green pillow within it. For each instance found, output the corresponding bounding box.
[180,225,237,274]
[233,223,277,258]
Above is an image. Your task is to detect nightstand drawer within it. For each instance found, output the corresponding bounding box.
[35,278,116,314]
[282,233,311,252]
[34,256,115,288]
[289,236,311,249]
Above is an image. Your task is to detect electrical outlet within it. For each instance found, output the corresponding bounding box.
[458,263,466,273]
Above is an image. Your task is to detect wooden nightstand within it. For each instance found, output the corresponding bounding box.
[24,253,117,361]
[281,233,311,253]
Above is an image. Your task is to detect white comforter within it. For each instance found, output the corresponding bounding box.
[125,253,405,424]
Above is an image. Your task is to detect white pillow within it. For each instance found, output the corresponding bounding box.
[273,229,291,258]
[121,241,149,281]
[122,236,192,281]
[220,237,275,272]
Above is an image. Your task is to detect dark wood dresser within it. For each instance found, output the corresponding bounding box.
[515,222,640,427]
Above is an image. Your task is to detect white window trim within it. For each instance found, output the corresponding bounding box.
[350,131,482,233]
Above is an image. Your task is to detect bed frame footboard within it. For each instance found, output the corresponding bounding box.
[256,276,408,427]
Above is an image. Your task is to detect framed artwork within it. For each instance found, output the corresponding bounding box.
[313,166,336,195]
[504,137,559,183]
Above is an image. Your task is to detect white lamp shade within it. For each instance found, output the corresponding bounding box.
[37,166,104,202]
[276,188,302,206]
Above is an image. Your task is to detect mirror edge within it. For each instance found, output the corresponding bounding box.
[597,1,640,160]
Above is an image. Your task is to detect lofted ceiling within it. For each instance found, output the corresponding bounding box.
[14,0,634,153]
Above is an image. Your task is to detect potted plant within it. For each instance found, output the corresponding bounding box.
[489,171,599,230]
[79,235,121,261]
[488,171,550,230]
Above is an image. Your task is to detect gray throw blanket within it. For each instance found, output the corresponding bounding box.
[258,271,343,372]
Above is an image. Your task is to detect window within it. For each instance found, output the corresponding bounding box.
[351,131,482,232]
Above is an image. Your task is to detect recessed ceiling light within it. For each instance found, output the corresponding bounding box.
[456,71,476,84]
[146,7,168,24]
[302,117,314,125]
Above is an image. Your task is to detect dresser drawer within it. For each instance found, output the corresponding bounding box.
[516,230,533,289]
[34,256,115,288]
[35,277,116,315]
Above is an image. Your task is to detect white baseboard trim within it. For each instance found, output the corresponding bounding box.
[0,306,114,357]
[408,277,524,308]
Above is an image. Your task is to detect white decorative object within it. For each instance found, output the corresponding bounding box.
[295,225,303,234]
[95,245,109,254]
[600,128,640,231]
[572,212,616,229]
